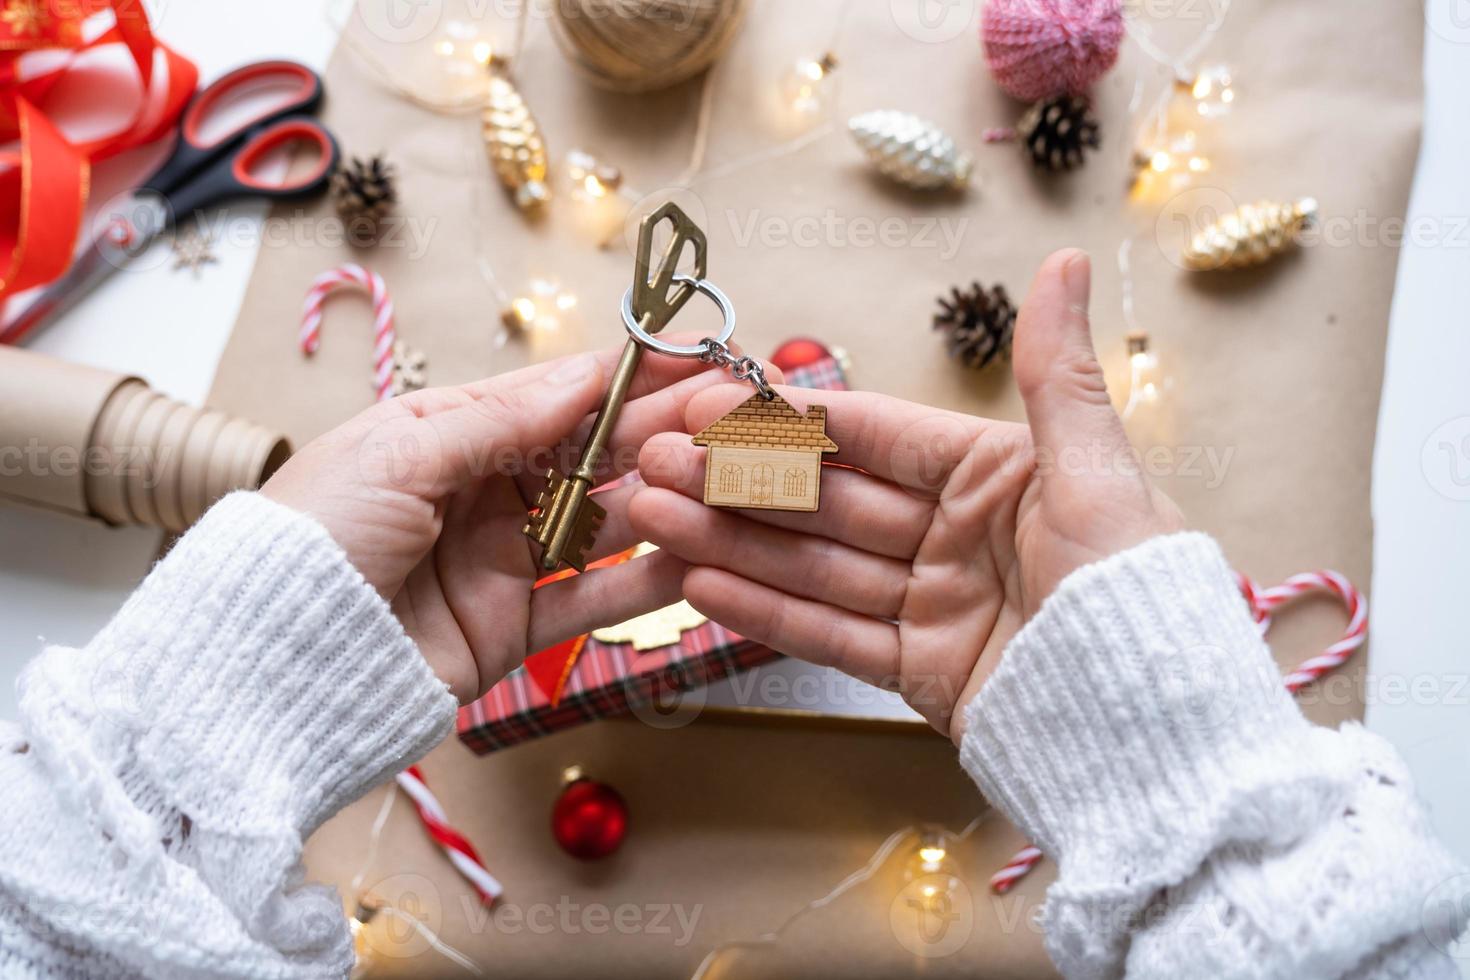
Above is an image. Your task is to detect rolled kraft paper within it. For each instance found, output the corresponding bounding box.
[0,346,291,533]
[549,0,750,93]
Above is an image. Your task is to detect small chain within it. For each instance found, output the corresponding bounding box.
[699,338,775,399]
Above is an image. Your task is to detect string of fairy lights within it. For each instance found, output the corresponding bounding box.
[326,1,1246,969]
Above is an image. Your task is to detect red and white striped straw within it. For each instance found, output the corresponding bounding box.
[395,766,503,905]
[989,845,1043,895]
[300,263,396,401]
[989,568,1367,895]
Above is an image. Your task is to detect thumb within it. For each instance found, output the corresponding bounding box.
[1013,249,1130,466]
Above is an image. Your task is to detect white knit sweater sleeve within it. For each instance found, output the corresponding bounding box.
[0,492,457,979]
[959,532,1470,980]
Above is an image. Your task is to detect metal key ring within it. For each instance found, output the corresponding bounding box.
[620,275,736,357]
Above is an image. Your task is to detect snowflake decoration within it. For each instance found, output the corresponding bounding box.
[389,341,428,396]
[1,0,48,37]
[170,227,218,278]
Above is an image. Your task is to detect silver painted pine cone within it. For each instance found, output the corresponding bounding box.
[847,110,973,191]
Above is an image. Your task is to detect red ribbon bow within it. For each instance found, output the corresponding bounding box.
[0,0,197,305]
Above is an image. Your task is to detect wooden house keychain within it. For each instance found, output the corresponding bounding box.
[524,201,838,573]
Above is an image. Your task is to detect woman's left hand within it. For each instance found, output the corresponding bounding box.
[262,343,772,703]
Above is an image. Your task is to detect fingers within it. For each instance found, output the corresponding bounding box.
[682,384,984,493]
[628,487,911,618]
[636,432,932,559]
[383,339,784,501]
[571,358,786,485]
[526,547,688,652]
[1012,249,1134,465]
[581,480,648,564]
[681,566,901,682]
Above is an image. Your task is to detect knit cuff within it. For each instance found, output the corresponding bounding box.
[67,491,456,838]
[959,533,1351,904]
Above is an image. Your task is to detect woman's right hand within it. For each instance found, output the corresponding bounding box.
[629,249,1183,743]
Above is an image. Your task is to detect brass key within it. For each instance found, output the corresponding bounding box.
[524,202,708,572]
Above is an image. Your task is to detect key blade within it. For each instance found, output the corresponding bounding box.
[523,469,566,544]
[557,495,607,573]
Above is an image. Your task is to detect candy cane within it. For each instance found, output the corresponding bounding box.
[395,766,503,905]
[1237,571,1368,693]
[300,263,396,402]
[989,568,1367,895]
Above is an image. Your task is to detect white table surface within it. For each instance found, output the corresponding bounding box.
[3,0,1469,917]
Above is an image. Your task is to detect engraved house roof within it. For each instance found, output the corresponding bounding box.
[691,393,838,453]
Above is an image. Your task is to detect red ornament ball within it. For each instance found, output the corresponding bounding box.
[552,770,628,860]
[981,0,1123,103]
[769,337,833,372]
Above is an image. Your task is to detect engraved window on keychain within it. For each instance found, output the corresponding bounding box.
[523,202,839,574]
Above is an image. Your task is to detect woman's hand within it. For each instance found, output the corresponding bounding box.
[261,343,773,704]
[628,250,1182,743]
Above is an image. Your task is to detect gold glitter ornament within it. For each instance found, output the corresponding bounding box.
[482,57,550,211]
[1182,198,1317,271]
[847,110,973,191]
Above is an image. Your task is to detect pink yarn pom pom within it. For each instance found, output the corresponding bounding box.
[981,0,1124,103]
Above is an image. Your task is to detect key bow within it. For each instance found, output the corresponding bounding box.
[632,202,707,335]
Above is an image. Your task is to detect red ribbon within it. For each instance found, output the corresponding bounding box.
[522,546,638,707]
[0,0,197,303]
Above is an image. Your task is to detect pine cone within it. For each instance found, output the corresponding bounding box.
[933,282,1016,369]
[1018,96,1100,172]
[331,155,398,241]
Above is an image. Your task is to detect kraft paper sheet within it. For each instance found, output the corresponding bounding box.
[207,0,1424,974]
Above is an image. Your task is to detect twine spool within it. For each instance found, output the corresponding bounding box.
[981,0,1123,103]
[550,0,750,93]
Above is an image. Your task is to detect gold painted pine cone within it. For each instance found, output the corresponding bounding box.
[482,64,550,211]
[1182,198,1318,271]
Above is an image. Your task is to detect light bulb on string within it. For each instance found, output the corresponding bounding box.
[564,149,632,242]
[347,899,382,979]
[1130,129,1211,198]
[424,19,497,103]
[1121,330,1171,422]
[499,278,578,344]
[565,149,624,202]
[779,51,839,119]
[902,826,962,891]
[1176,63,1235,118]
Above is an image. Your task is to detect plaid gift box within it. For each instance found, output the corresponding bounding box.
[457,353,847,754]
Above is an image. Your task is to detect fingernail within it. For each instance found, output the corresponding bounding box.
[547,355,596,385]
[1062,250,1091,310]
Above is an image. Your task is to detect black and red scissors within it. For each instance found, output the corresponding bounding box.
[1,60,340,345]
